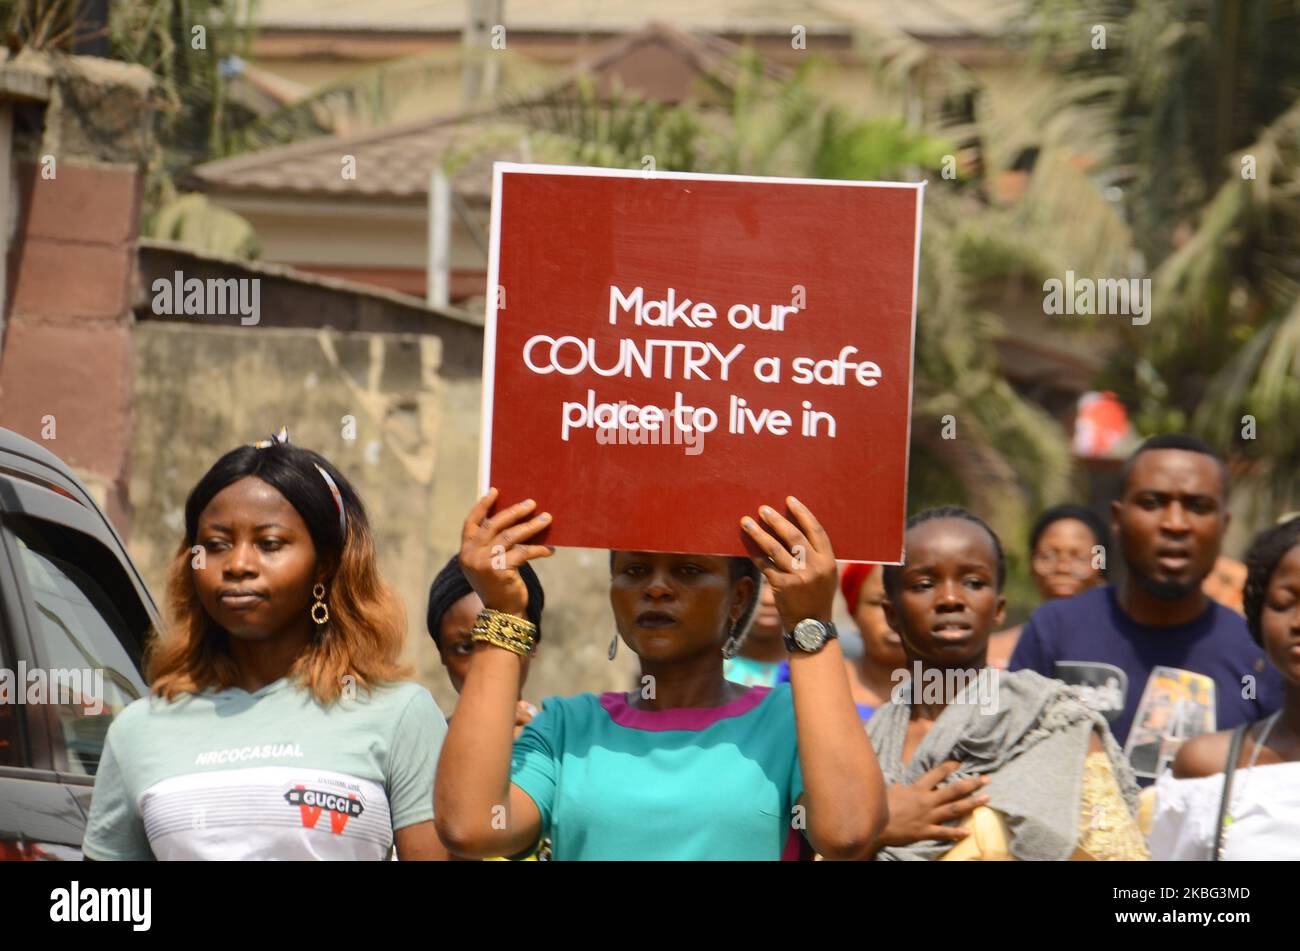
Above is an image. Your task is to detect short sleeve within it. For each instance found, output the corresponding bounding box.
[510,703,560,835]
[82,728,153,861]
[386,687,447,830]
[1008,613,1050,675]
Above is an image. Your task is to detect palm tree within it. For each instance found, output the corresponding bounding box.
[1020,0,1300,522]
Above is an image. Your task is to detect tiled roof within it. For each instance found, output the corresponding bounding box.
[561,20,789,101]
[190,109,536,200]
[193,23,788,200]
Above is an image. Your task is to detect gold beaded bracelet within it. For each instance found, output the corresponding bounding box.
[471,608,537,658]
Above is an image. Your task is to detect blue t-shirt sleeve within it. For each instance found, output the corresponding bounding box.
[1254,658,1285,718]
[510,700,560,836]
[1008,613,1051,675]
[82,718,154,861]
[386,687,447,830]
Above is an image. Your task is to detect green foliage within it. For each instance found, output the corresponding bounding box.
[1018,0,1300,527]
[101,2,257,168]
[3,1,262,247]
[147,191,259,258]
[810,113,951,181]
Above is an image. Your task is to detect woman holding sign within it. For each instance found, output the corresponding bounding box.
[434,489,886,860]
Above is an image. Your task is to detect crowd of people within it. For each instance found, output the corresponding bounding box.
[80,428,1299,860]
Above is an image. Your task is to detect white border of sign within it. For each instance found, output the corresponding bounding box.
[479,162,926,563]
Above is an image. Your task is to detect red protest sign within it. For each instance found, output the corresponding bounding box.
[480,163,924,563]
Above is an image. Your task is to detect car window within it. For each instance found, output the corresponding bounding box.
[8,517,145,777]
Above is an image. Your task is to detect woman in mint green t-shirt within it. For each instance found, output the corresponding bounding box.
[435,489,887,860]
[82,431,448,861]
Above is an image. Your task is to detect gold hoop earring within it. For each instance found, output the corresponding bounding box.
[311,582,329,625]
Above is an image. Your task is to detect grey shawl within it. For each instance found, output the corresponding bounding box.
[866,668,1141,861]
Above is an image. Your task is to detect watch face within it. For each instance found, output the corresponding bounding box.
[793,620,826,652]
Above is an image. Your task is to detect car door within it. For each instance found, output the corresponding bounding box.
[0,472,151,859]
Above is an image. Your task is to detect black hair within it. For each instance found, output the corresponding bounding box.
[426,556,545,649]
[184,441,361,577]
[608,552,762,635]
[1119,433,1229,502]
[882,506,1006,597]
[1029,504,1111,579]
[1242,517,1300,647]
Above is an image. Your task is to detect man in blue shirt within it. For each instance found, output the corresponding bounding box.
[1010,434,1281,782]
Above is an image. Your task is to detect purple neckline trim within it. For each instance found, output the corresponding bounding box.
[599,685,772,731]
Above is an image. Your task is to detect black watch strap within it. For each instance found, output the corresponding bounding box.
[783,619,838,653]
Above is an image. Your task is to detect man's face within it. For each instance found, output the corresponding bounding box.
[1112,449,1229,601]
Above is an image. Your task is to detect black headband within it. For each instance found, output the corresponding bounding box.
[426,555,545,648]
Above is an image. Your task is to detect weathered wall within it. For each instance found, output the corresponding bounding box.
[0,53,153,532]
[128,322,638,715]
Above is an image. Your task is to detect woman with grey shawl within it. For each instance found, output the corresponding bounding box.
[866,507,1148,861]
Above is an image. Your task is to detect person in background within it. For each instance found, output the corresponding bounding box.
[987,505,1110,668]
[427,554,547,860]
[723,579,788,687]
[82,430,447,860]
[867,507,1146,861]
[840,564,907,719]
[427,554,544,737]
[1202,555,1247,615]
[1010,434,1282,785]
[1149,516,1300,860]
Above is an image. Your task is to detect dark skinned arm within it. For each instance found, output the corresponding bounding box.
[741,497,888,860]
[394,820,450,860]
[434,490,553,859]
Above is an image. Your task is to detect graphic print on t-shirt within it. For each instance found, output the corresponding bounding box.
[140,766,393,860]
[1123,666,1216,780]
[1052,661,1129,723]
[284,783,365,834]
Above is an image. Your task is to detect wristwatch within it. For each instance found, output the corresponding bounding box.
[783,618,838,653]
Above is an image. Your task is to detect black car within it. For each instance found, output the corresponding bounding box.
[0,428,155,860]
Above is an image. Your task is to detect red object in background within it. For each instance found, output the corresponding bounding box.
[0,841,49,860]
[481,164,924,562]
[1073,390,1133,458]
